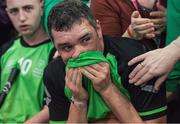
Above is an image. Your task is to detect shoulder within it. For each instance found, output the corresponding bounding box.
[45,57,65,76]
[104,36,146,61]
[0,36,19,56]
[44,57,66,94]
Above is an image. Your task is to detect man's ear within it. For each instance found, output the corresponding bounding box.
[96,20,103,40]
[5,8,10,17]
[40,0,44,16]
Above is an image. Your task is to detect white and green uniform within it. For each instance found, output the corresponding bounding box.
[0,37,54,122]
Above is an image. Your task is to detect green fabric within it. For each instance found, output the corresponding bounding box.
[139,106,167,116]
[165,0,180,90]
[50,120,66,124]
[82,0,90,6]
[0,38,54,122]
[166,79,180,92]
[64,51,130,120]
[43,0,63,34]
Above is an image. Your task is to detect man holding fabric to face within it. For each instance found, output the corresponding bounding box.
[43,0,167,123]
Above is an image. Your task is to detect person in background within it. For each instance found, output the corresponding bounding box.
[0,0,55,122]
[90,0,166,49]
[128,0,180,122]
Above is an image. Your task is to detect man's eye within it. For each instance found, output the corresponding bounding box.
[9,9,18,15]
[81,37,90,44]
[62,46,72,52]
[24,6,33,12]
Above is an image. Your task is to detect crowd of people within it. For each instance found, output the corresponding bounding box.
[0,0,180,123]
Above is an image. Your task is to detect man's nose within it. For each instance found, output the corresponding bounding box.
[19,10,26,22]
[72,46,86,59]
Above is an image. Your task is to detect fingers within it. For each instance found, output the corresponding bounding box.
[129,62,147,84]
[154,26,165,35]
[71,69,78,84]
[65,69,75,90]
[130,70,155,86]
[151,18,166,26]
[81,62,109,82]
[81,66,97,81]
[76,69,82,89]
[137,27,155,36]
[150,11,166,18]
[133,23,154,31]
[154,75,167,90]
[131,11,140,18]
[66,68,82,91]
[129,63,142,80]
[128,53,147,66]
[145,33,156,39]
[156,1,166,11]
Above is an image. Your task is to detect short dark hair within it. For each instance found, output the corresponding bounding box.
[48,0,96,39]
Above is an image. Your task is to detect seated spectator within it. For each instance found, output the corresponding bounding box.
[0,0,55,122]
[43,0,167,123]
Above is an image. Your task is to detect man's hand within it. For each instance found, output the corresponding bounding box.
[81,62,113,94]
[131,11,155,39]
[150,2,166,35]
[65,68,88,102]
[128,43,180,90]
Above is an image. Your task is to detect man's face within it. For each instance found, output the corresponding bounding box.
[6,0,43,36]
[51,19,103,63]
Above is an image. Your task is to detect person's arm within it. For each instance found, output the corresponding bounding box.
[81,58,166,123]
[99,83,166,123]
[65,68,88,123]
[150,1,166,35]
[24,105,49,123]
[67,101,87,123]
[128,36,180,90]
[100,83,143,122]
[80,62,144,122]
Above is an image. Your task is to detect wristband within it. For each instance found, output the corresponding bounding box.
[71,96,87,108]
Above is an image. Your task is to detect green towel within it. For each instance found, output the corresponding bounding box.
[65,51,130,120]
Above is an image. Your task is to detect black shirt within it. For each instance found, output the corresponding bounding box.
[44,36,166,121]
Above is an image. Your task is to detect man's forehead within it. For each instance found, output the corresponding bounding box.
[6,0,37,8]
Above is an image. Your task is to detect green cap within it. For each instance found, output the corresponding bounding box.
[43,0,63,35]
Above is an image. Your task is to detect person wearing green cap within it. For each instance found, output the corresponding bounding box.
[43,0,167,123]
[0,0,55,122]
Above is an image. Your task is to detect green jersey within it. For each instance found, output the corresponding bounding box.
[0,37,54,122]
[166,0,180,91]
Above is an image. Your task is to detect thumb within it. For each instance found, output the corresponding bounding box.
[132,11,140,18]
[154,75,167,90]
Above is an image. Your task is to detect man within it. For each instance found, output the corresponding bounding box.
[44,0,166,123]
[0,0,54,122]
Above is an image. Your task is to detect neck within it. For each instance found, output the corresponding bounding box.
[138,0,156,9]
[22,25,49,46]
